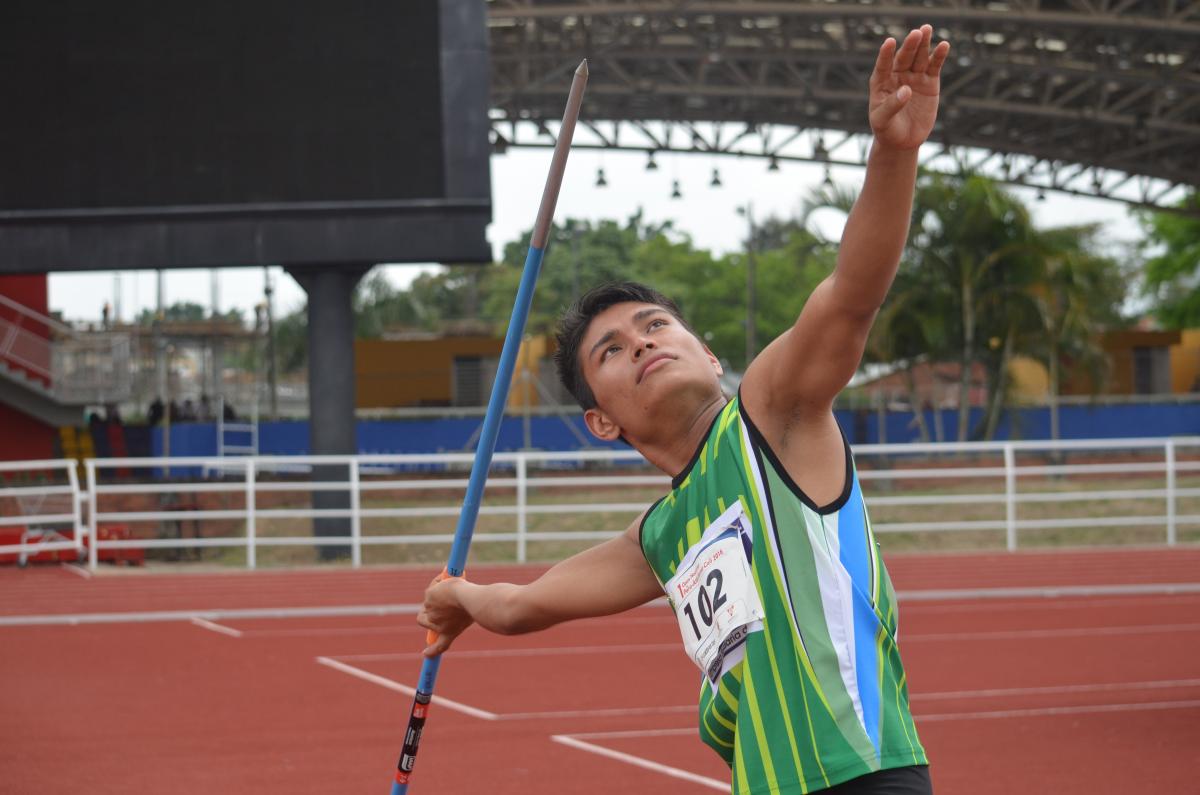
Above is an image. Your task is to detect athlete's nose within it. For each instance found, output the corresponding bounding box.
[633,338,656,358]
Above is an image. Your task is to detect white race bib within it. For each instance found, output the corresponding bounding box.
[664,502,765,690]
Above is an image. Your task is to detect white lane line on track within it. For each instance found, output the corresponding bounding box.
[238,626,402,638]
[0,603,421,627]
[915,699,1200,722]
[5,584,1198,627]
[314,656,499,721]
[901,593,1200,614]
[904,621,1200,642]
[502,705,695,720]
[550,733,727,791]
[190,617,244,637]
[333,643,680,662]
[314,655,694,722]
[915,678,1200,701]
[899,583,1200,601]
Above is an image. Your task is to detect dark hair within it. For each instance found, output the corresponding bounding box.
[553,281,693,410]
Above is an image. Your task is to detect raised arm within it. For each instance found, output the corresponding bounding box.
[743,26,950,420]
[418,519,663,656]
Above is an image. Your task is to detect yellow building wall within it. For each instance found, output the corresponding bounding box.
[355,335,555,409]
[355,337,502,408]
[1171,329,1200,393]
[1060,329,1181,396]
[507,334,551,411]
[1006,355,1050,401]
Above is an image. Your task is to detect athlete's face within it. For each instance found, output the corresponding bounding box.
[577,301,723,442]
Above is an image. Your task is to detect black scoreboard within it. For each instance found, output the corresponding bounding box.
[0,0,492,271]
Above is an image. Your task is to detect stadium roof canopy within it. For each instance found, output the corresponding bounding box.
[487,0,1200,214]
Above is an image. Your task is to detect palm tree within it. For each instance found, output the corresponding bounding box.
[1022,227,1125,440]
[903,173,1048,439]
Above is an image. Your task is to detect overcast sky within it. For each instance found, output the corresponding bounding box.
[48,147,1140,324]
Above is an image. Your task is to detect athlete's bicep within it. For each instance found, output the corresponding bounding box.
[743,276,875,418]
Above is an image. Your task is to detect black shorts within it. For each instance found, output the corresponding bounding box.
[822,765,933,795]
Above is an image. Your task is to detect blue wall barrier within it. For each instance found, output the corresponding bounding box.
[838,403,1200,446]
[148,402,1199,458]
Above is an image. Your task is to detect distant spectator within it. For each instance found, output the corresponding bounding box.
[147,397,164,426]
[168,400,182,422]
[199,394,214,422]
[101,302,110,329]
[222,400,238,422]
[105,403,123,426]
[181,398,197,422]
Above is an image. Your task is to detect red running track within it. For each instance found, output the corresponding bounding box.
[2,546,1199,794]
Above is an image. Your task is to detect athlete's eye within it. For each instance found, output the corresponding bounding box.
[648,318,667,330]
[602,344,620,360]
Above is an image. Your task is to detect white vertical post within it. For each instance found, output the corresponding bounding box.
[245,460,257,569]
[1004,444,1017,551]
[516,455,528,564]
[1166,439,1177,546]
[86,459,98,570]
[67,461,83,559]
[350,459,362,568]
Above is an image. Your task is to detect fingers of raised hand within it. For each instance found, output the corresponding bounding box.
[928,40,951,78]
[911,25,933,73]
[890,25,950,80]
[893,28,923,73]
[871,37,898,87]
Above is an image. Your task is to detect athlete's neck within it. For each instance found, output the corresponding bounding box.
[630,393,727,478]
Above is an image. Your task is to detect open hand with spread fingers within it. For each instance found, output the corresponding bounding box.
[869,24,951,151]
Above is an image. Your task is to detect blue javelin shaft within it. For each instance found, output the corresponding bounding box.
[390,58,588,795]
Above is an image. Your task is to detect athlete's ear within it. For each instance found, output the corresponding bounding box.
[703,344,723,377]
[583,406,623,442]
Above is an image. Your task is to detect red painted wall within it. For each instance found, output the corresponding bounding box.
[0,274,49,315]
[0,403,55,461]
[0,274,52,387]
[0,275,58,460]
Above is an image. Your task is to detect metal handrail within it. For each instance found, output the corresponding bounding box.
[0,438,1195,569]
[0,294,133,404]
[0,293,75,336]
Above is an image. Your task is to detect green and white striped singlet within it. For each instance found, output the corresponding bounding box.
[639,395,925,794]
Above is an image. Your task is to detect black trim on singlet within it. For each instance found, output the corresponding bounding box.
[737,389,854,516]
[669,400,730,490]
[637,495,667,566]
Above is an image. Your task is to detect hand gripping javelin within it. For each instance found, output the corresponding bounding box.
[389,58,589,794]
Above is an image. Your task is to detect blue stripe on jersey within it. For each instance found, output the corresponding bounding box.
[838,472,883,758]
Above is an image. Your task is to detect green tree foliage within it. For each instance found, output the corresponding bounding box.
[483,215,668,336]
[1138,193,1200,329]
[864,173,1127,440]
[483,214,833,369]
[272,309,309,374]
[136,301,242,325]
[263,178,1128,425]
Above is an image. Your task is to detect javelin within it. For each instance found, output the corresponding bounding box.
[388,58,589,794]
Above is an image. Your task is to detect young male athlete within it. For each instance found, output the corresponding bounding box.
[419,25,950,794]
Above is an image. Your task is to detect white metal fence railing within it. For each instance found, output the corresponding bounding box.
[0,437,1196,570]
[0,459,84,564]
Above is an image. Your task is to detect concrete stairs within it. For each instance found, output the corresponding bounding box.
[0,358,87,428]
